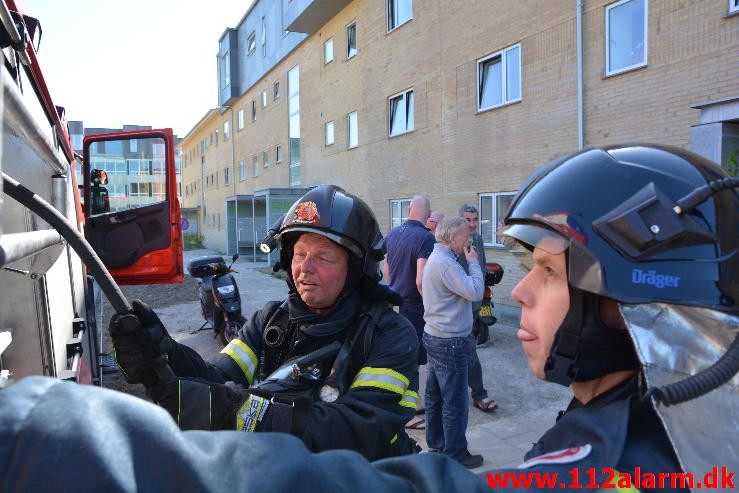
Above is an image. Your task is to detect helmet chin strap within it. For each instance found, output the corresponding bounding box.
[545,288,640,387]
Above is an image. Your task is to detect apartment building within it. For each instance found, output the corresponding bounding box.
[179,0,739,307]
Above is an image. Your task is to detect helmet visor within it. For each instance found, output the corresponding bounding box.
[498,222,570,255]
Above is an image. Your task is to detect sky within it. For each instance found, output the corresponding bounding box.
[22,0,254,137]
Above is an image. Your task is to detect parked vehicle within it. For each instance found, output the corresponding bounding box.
[0,0,182,387]
[188,254,244,345]
[474,262,504,346]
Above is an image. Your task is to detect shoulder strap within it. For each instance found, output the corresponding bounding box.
[258,300,291,381]
[326,301,392,394]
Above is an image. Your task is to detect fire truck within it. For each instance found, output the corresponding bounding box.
[0,0,183,387]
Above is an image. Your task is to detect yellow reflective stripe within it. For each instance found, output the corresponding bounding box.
[390,434,398,444]
[350,367,410,395]
[400,389,418,408]
[221,339,258,384]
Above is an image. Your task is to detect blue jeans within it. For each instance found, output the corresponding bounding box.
[423,333,470,461]
[467,334,488,402]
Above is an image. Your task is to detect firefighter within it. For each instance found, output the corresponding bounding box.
[1,145,735,492]
[109,184,421,459]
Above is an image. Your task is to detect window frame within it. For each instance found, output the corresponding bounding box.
[252,155,259,177]
[246,31,256,55]
[274,80,281,100]
[605,0,648,77]
[221,52,230,87]
[389,199,411,229]
[347,111,358,149]
[262,90,268,108]
[480,192,516,247]
[346,22,357,59]
[325,120,335,146]
[477,43,522,112]
[261,16,267,58]
[237,109,244,130]
[731,0,739,14]
[263,149,269,168]
[388,88,414,137]
[275,144,282,162]
[251,100,257,121]
[387,0,412,32]
[239,160,246,181]
[324,38,334,64]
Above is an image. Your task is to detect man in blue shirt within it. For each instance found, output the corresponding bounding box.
[384,195,436,427]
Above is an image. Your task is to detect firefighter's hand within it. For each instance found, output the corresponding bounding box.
[109,299,173,387]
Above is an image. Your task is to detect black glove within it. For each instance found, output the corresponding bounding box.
[148,378,312,433]
[109,299,174,387]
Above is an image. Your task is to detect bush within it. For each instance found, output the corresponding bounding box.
[183,233,204,250]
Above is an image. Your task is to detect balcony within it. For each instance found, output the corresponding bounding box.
[285,0,352,35]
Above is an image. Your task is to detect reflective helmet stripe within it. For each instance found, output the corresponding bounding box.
[220,339,258,385]
[350,366,410,395]
[390,434,398,444]
[400,389,418,409]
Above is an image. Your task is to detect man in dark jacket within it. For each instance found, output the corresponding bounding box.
[1,146,735,491]
[109,184,420,459]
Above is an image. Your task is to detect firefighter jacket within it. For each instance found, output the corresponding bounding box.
[166,288,420,460]
[1,373,699,492]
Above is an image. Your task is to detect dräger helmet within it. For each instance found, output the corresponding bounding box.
[277,184,385,282]
[500,144,738,386]
[501,144,738,312]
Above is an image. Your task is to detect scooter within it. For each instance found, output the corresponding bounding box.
[187,254,245,346]
[474,262,504,346]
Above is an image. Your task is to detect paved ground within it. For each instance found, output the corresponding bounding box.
[120,249,572,473]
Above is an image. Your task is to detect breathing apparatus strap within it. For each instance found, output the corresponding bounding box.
[545,288,584,386]
[324,301,389,395]
[259,301,291,381]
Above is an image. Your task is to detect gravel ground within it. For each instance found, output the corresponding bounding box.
[99,276,201,400]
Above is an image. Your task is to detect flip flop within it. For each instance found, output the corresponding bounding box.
[473,398,498,413]
[405,416,426,430]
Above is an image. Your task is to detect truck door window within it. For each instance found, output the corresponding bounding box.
[87,136,168,216]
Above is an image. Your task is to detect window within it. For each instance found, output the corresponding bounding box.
[224,121,230,140]
[263,149,269,167]
[275,144,282,162]
[731,0,739,14]
[346,22,357,58]
[238,109,244,129]
[129,139,137,152]
[324,38,334,64]
[347,111,358,148]
[387,0,412,31]
[247,31,256,54]
[224,167,230,185]
[262,90,267,108]
[251,100,257,121]
[151,160,165,175]
[221,52,230,87]
[606,0,647,76]
[128,159,150,175]
[477,43,521,111]
[480,192,516,247]
[389,89,414,136]
[130,183,150,197]
[288,66,301,185]
[389,199,410,229]
[252,155,259,177]
[239,160,246,181]
[261,17,267,57]
[325,121,335,146]
[274,80,280,99]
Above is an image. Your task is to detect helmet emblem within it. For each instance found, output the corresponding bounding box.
[537,212,587,244]
[293,201,321,224]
